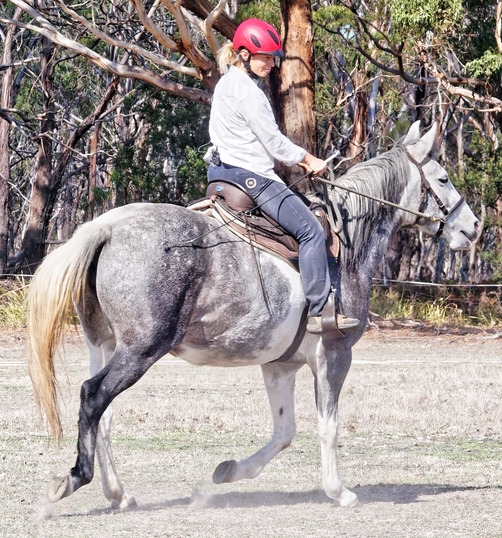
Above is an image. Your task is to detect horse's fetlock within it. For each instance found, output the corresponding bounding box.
[71,464,94,487]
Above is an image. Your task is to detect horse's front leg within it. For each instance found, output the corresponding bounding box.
[95,405,137,510]
[213,361,302,484]
[314,339,358,507]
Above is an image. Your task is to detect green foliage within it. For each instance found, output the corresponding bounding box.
[235,0,282,28]
[462,0,499,62]
[478,247,502,283]
[54,57,102,118]
[459,131,502,209]
[108,88,209,204]
[177,147,208,201]
[388,0,465,40]
[466,50,502,78]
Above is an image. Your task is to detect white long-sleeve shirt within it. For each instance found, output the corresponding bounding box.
[208,66,306,182]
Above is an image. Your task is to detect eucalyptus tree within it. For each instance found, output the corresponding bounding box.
[0,6,23,273]
[0,0,321,269]
[312,0,502,282]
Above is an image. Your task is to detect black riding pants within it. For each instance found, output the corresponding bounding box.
[208,162,331,317]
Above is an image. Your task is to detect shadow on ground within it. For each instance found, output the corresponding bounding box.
[78,482,501,517]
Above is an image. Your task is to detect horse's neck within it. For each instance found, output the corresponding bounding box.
[341,208,402,277]
[334,147,415,317]
[337,180,406,304]
[338,150,411,278]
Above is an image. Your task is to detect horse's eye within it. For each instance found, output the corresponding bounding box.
[438,175,449,184]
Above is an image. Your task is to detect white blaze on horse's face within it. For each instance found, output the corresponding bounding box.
[405,123,479,250]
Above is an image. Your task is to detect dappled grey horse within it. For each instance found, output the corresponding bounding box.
[27,122,478,509]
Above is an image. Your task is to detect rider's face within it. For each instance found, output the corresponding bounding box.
[250,54,276,78]
[240,50,276,78]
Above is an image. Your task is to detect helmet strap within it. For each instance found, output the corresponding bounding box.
[239,50,259,80]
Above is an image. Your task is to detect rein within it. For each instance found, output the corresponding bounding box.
[169,149,463,249]
[319,150,465,236]
[318,175,444,223]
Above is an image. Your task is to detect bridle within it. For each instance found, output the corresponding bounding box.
[405,149,465,238]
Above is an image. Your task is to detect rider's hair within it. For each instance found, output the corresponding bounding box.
[217,42,241,74]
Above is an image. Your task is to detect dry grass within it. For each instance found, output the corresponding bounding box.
[0,279,29,326]
[0,327,501,537]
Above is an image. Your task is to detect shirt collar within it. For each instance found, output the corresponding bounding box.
[229,65,261,86]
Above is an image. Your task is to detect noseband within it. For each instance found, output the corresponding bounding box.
[405,150,465,238]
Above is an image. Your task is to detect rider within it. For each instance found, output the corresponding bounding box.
[206,18,359,334]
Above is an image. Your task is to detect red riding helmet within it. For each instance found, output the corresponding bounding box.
[233,19,284,57]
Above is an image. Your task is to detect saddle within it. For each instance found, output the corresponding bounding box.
[188,180,348,341]
[188,180,339,267]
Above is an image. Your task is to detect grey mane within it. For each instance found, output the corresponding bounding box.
[334,145,410,268]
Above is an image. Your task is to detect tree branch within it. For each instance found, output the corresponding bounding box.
[180,0,238,40]
[0,1,212,105]
[53,0,198,76]
[316,15,502,112]
[497,1,502,53]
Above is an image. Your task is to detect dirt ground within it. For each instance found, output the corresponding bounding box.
[1,324,501,537]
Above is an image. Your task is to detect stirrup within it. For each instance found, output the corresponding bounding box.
[308,291,360,336]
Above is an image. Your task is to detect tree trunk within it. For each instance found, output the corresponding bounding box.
[15,75,120,271]
[347,84,368,165]
[397,230,415,281]
[366,77,380,159]
[20,34,56,272]
[0,8,22,273]
[457,113,465,182]
[271,0,317,194]
[87,121,101,220]
[434,237,446,282]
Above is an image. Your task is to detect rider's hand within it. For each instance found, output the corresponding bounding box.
[298,153,327,175]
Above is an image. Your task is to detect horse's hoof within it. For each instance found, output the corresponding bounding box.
[212,460,237,484]
[338,488,359,508]
[111,495,137,511]
[47,474,73,503]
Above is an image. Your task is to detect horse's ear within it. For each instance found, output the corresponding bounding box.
[402,121,422,144]
[406,122,438,161]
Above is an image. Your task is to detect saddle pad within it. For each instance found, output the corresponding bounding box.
[188,196,339,265]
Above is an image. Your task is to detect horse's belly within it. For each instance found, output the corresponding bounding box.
[171,344,287,367]
[171,308,304,367]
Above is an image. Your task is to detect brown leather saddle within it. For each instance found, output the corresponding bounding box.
[188,180,339,267]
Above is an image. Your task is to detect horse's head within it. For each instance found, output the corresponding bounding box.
[403,122,479,250]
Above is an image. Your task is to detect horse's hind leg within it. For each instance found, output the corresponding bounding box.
[213,361,302,484]
[47,344,166,505]
[96,406,136,510]
[85,337,137,510]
